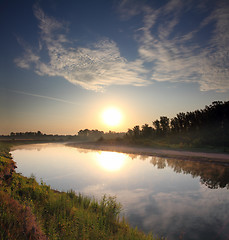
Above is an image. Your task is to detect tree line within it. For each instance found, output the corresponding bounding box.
[78,129,104,138]
[3,131,79,141]
[126,101,229,148]
[78,129,125,141]
[10,131,43,137]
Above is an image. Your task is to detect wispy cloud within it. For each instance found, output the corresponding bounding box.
[116,0,143,20]
[14,37,40,69]
[119,0,229,92]
[15,1,229,92]
[7,89,78,105]
[15,4,150,91]
[198,1,229,91]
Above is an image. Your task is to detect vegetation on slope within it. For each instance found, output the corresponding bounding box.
[0,142,162,240]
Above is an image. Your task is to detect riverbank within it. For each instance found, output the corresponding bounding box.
[68,142,229,165]
[0,141,163,240]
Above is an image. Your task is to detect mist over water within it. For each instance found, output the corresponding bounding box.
[12,143,229,240]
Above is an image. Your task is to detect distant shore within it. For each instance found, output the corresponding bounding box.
[68,142,229,165]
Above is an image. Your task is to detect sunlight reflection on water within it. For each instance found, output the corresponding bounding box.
[96,151,127,171]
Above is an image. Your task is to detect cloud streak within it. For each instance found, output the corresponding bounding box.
[7,89,78,105]
[15,5,149,91]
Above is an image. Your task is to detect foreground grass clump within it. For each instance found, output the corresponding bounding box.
[0,142,163,240]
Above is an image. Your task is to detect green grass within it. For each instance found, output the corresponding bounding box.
[0,141,163,240]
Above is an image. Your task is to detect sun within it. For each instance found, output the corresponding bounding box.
[102,107,122,127]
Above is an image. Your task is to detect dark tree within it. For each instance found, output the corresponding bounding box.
[141,124,153,138]
[153,120,161,136]
[133,125,141,138]
[159,116,170,135]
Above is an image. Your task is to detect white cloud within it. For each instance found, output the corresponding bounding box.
[132,0,229,92]
[15,1,229,92]
[198,2,229,91]
[15,5,150,91]
[14,37,40,69]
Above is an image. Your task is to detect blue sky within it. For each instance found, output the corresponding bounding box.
[1,0,229,134]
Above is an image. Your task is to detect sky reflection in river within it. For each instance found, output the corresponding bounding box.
[12,143,229,240]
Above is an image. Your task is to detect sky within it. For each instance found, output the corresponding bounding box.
[1,0,229,135]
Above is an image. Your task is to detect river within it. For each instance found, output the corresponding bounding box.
[11,143,229,240]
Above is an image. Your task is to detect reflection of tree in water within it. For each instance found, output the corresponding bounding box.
[128,154,149,161]
[128,154,138,160]
[77,148,93,154]
[150,157,167,169]
[140,155,229,189]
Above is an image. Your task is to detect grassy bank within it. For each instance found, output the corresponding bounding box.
[0,142,162,240]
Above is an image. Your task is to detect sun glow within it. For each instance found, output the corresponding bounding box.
[96,151,127,172]
[102,107,122,127]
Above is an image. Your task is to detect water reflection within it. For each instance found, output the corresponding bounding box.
[96,151,127,171]
[148,156,229,189]
[126,153,229,189]
[11,143,229,240]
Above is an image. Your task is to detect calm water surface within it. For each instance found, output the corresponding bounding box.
[11,143,229,240]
